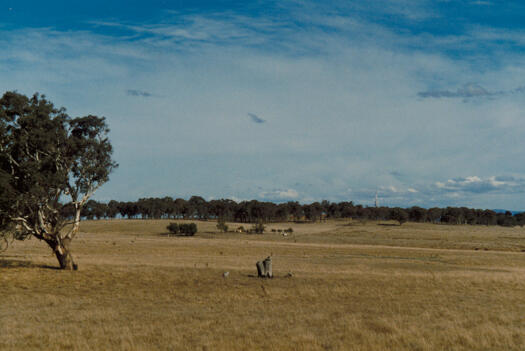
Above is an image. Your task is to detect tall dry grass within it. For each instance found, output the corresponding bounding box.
[1,219,525,350]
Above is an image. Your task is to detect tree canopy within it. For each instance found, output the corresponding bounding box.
[77,195,525,229]
[0,91,117,269]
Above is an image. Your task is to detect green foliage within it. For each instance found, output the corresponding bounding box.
[167,223,180,235]
[216,217,228,232]
[0,91,117,246]
[251,221,265,234]
[182,223,197,236]
[167,222,197,236]
[390,208,409,225]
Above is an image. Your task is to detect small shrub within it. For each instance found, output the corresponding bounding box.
[286,227,294,233]
[251,221,265,234]
[216,218,228,233]
[167,222,197,236]
[271,229,276,232]
[167,223,180,235]
[181,223,197,236]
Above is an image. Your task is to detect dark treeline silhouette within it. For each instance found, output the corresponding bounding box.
[61,196,525,227]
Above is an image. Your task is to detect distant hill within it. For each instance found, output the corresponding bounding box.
[492,209,523,215]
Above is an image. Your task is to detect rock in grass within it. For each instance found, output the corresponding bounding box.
[256,256,273,278]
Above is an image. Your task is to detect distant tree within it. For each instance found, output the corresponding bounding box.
[251,220,265,234]
[182,199,195,219]
[339,201,355,218]
[85,200,107,220]
[0,92,117,269]
[441,207,464,224]
[174,198,187,218]
[497,211,516,227]
[514,212,525,227]
[376,207,390,221]
[480,210,497,226]
[121,201,139,219]
[189,196,208,219]
[318,200,328,218]
[326,202,341,219]
[427,208,442,224]
[82,200,106,220]
[464,208,478,225]
[244,200,276,222]
[106,200,120,219]
[161,197,175,219]
[117,202,127,218]
[234,202,250,223]
[60,203,76,220]
[390,208,408,225]
[216,217,228,232]
[355,206,371,221]
[304,202,323,222]
[286,201,304,221]
[275,203,291,221]
[408,207,427,223]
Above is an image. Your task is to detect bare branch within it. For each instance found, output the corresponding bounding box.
[11,217,32,232]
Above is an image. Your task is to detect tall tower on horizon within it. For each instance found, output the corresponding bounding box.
[374,191,379,208]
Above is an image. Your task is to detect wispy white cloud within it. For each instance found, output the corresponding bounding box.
[90,13,288,49]
[260,189,299,201]
[470,1,493,6]
[289,0,437,23]
[3,3,525,209]
[346,174,525,208]
[434,176,525,194]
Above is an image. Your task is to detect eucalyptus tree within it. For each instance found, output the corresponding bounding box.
[0,92,117,270]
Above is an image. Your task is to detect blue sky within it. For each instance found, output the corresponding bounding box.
[3,0,525,209]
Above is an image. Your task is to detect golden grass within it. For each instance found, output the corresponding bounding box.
[1,219,525,350]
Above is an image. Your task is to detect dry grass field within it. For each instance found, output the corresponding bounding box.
[1,219,525,350]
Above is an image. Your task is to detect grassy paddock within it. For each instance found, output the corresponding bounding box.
[1,219,525,350]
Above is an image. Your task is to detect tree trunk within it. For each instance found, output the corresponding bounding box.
[46,237,78,270]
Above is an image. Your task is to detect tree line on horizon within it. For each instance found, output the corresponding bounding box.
[68,196,525,227]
